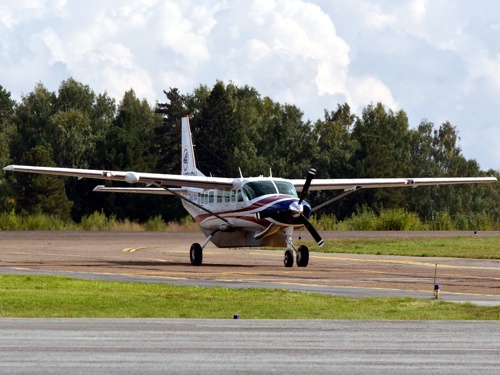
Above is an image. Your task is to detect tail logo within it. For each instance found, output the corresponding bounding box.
[183,149,189,172]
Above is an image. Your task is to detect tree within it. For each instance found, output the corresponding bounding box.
[10,83,56,161]
[155,87,188,174]
[252,99,315,178]
[310,104,357,218]
[0,84,15,126]
[0,85,16,211]
[100,90,166,221]
[194,81,236,177]
[49,109,93,168]
[230,91,266,177]
[405,120,440,220]
[432,121,462,175]
[351,103,412,213]
[10,146,72,218]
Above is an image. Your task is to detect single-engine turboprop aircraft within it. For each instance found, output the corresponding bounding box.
[4,117,497,267]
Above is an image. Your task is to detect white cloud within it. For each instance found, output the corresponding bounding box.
[0,4,16,29]
[346,76,398,113]
[208,0,351,115]
[33,27,66,64]
[407,0,429,23]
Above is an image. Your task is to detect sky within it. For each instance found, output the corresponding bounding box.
[1,0,499,171]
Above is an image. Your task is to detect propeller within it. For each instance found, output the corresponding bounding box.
[298,168,316,205]
[300,216,324,246]
[298,168,324,247]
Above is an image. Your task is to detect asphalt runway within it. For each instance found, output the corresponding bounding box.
[0,319,499,374]
[0,230,499,305]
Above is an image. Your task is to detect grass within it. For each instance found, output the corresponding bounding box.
[0,275,498,319]
[301,236,500,259]
[1,210,498,231]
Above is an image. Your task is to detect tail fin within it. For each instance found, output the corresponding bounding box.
[181,116,205,177]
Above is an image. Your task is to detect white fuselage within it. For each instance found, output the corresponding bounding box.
[180,177,309,248]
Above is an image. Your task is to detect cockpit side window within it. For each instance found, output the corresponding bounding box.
[242,181,278,200]
[242,184,256,200]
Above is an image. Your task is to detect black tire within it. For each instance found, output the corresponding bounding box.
[190,243,203,266]
[283,249,294,268]
[296,245,309,267]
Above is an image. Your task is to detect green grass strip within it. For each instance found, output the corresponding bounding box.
[0,275,498,320]
[304,236,500,259]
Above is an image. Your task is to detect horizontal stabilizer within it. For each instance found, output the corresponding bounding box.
[93,186,183,195]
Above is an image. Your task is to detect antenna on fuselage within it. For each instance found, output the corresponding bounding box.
[269,168,273,178]
[238,167,244,178]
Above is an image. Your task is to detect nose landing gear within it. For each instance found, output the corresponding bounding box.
[283,233,309,268]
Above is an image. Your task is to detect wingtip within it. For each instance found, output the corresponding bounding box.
[3,165,13,171]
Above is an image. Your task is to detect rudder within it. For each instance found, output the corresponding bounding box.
[181,116,205,177]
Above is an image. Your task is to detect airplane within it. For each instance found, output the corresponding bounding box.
[4,116,497,268]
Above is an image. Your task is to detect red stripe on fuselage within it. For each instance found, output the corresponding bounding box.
[191,195,296,226]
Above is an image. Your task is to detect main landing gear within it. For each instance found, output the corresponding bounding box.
[190,229,219,266]
[190,243,203,266]
[190,231,309,267]
[191,242,309,267]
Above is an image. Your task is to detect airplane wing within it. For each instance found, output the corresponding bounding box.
[291,177,497,191]
[3,165,234,190]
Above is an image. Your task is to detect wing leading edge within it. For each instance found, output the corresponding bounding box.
[3,165,233,190]
[3,165,496,192]
[291,176,497,191]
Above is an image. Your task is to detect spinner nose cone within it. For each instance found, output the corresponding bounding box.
[289,201,303,218]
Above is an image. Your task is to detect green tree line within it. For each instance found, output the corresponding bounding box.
[0,79,498,227]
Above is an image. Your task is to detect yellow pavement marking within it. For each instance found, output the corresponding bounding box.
[122,247,147,253]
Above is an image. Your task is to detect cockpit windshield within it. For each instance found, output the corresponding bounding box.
[274,180,298,197]
[241,180,297,201]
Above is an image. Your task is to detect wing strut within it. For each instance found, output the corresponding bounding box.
[312,187,361,212]
[165,187,231,225]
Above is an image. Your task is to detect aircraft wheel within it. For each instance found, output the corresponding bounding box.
[296,245,309,267]
[283,249,294,268]
[190,243,203,266]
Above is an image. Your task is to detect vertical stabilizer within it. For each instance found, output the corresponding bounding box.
[181,116,205,176]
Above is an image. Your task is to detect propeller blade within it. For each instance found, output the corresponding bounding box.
[300,214,324,246]
[298,168,316,205]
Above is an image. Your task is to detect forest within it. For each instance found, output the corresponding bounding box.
[0,79,498,229]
